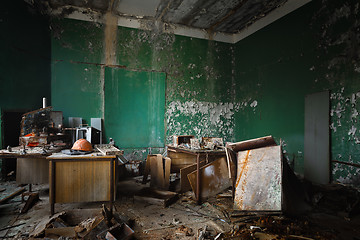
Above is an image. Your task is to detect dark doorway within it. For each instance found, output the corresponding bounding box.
[1,111,25,179]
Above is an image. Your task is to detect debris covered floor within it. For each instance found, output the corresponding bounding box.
[1,177,360,239]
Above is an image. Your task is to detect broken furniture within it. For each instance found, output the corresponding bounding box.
[234,145,282,211]
[187,157,231,201]
[19,107,68,147]
[167,145,226,203]
[142,154,171,190]
[0,107,68,190]
[225,136,284,211]
[46,153,117,215]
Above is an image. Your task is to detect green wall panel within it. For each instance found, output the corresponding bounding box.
[233,0,360,183]
[0,1,50,111]
[104,68,165,148]
[51,61,103,125]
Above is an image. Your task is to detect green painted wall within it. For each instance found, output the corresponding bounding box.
[51,18,234,159]
[104,68,166,148]
[0,0,50,156]
[0,1,51,113]
[50,0,360,184]
[233,0,360,184]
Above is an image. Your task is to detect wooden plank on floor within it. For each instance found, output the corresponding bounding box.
[0,187,26,204]
[45,227,76,238]
[134,188,178,207]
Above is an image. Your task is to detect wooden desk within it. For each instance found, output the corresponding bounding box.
[0,146,64,188]
[167,146,225,204]
[46,153,117,215]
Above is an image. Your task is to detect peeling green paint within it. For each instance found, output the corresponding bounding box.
[233,0,360,184]
[51,18,234,161]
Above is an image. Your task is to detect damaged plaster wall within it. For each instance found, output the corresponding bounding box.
[51,17,235,160]
[233,0,360,184]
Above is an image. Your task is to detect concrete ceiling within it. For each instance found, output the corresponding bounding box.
[34,0,312,43]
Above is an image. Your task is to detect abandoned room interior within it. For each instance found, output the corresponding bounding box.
[1,0,360,239]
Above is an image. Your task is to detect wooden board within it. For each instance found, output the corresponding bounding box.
[234,146,282,211]
[149,154,171,190]
[134,188,178,207]
[179,161,206,193]
[187,157,231,200]
[51,160,115,203]
[95,144,123,156]
[45,227,76,238]
[226,136,276,152]
[17,158,49,184]
[168,150,197,172]
[0,187,26,204]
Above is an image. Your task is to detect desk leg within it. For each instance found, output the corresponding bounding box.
[110,158,114,214]
[50,160,55,215]
[196,154,201,204]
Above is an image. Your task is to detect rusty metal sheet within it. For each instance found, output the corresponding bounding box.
[234,145,282,211]
[187,157,231,200]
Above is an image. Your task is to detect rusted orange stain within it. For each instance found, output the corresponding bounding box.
[235,150,250,189]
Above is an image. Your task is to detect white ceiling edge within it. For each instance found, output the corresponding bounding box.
[62,0,312,45]
[232,0,312,43]
[65,11,234,43]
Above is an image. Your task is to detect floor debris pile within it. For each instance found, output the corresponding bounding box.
[1,135,360,239]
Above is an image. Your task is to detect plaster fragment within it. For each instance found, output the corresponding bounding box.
[348,126,357,136]
[330,123,337,132]
[250,100,258,108]
[351,109,359,119]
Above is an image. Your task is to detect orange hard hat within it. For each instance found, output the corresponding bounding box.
[72,139,93,152]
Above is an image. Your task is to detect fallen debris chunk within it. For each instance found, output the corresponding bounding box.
[74,217,99,235]
[82,218,107,240]
[20,192,39,213]
[134,187,178,207]
[0,187,26,204]
[102,204,113,226]
[30,211,66,237]
[45,227,76,238]
[253,232,279,240]
[100,223,134,240]
[198,225,208,240]
[175,225,194,236]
